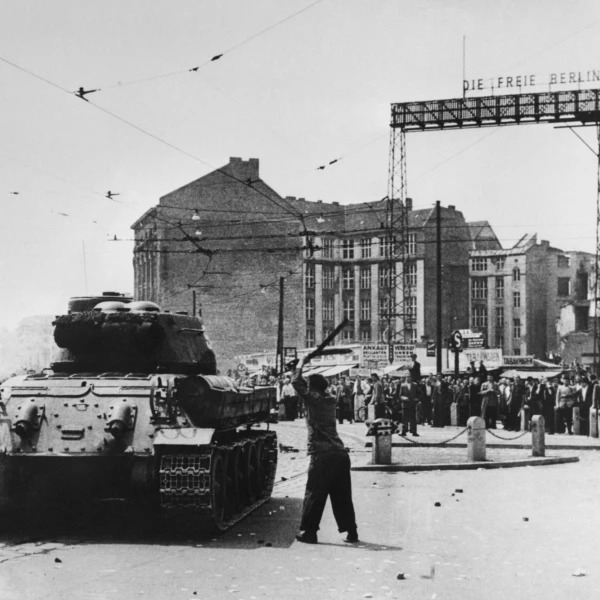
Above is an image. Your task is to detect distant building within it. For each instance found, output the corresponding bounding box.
[469,233,594,360]
[131,158,473,370]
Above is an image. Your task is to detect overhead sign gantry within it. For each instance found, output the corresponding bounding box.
[385,87,600,371]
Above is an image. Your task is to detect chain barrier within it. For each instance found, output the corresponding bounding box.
[398,426,469,446]
[485,428,530,441]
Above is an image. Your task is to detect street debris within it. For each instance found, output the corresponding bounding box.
[434,502,441,507]
[396,573,406,580]
[572,569,587,577]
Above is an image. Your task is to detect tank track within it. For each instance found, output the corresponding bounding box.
[158,430,277,534]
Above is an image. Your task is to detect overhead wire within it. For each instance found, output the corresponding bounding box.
[98,0,324,91]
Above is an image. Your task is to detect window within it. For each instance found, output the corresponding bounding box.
[513,318,521,339]
[495,277,504,300]
[496,307,504,328]
[360,329,371,342]
[496,330,504,350]
[322,266,334,289]
[513,348,521,356]
[306,329,315,347]
[406,296,417,322]
[472,257,488,272]
[472,278,488,300]
[405,263,417,287]
[558,277,570,296]
[494,257,505,271]
[379,266,391,288]
[361,238,372,258]
[472,305,488,328]
[342,268,354,290]
[342,329,354,343]
[322,298,334,321]
[557,255,570,269]
[380,236,396,257]
[513,267,521,282]
[343,299,355,321]
[360,268,371,289]
[305,297,315,321]
[342,239,354,259]
[323,328,332,340]
[322,238,333,259]
[305,264,315,289]
[379,297,391,318]
[360,299,371,321]
[408,233,417,255]
[513,291,521,308]
[407,328,417,344]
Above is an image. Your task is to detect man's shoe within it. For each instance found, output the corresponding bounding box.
[295,531,318,544]
[411,432,420,437]
[400,430,408,436]
[343,530,359,543]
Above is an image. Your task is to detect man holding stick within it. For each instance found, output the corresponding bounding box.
[291,353,358,545]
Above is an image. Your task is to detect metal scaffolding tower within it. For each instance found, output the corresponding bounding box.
[387,88,600,370]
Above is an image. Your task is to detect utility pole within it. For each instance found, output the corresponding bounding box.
[276,277,284,373]
[436,201,442,374]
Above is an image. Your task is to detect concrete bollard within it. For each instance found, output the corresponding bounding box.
[368,404,376,422]
[531,415,545,457]
[590,408,599,438]
[572,406,581,435]
[367,418,393,465]
[520,407,530,432]
[467,416,486,462]
[450,403,458,427]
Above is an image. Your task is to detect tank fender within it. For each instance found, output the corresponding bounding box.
[153,427,215,446]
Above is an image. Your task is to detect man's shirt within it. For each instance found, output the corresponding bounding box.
[291,369,346,455]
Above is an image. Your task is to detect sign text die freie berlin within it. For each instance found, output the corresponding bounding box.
[463,69,600,93]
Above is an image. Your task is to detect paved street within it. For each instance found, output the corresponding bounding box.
[1,422,600,599]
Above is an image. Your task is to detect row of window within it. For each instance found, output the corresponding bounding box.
[472,306,521,338]
[305,328,419,346]
[306,297,417,322]
[320,234,418,260]
[305,264,417,289]
[473,255,571,272]
[471,276,572,300]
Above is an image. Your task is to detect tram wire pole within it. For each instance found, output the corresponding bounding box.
[436,201,442,374]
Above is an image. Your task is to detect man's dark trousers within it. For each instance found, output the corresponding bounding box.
[300,451,356,533]
[402,401,417,434]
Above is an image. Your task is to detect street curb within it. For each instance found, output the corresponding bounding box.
[365,442,600,450]
[351,455,580,472]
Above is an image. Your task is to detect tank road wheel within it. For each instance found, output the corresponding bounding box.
[210,451,227,530]
[245,441,260,505]
[225,448,243,517]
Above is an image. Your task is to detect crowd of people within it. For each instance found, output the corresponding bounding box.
[236,357,600,436]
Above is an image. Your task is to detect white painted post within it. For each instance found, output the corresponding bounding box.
[590,408,599,438]
[450,403,458,427]
[370,418,392,465]
[467,416,486,462]
[572,406,581,435]
[531,415,545,457]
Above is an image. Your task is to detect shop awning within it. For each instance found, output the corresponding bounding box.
[319,363,358,377]
[502,369,563,380]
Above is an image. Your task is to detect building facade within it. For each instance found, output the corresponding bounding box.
[469,234,594,360]
[132,158,472,370]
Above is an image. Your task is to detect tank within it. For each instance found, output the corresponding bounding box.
[0,297,278,532]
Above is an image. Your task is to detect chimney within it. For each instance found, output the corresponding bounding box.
[228,157,259,182]
[285,196,297,202]
[405,197,413,211]
[332,201,340,206]
[448,205,455,210]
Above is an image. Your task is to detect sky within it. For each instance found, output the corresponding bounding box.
[1,0,600,328]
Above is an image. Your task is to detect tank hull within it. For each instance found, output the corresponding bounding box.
[0,372,278,532]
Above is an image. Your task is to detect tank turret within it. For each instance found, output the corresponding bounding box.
[52,301,217,375]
